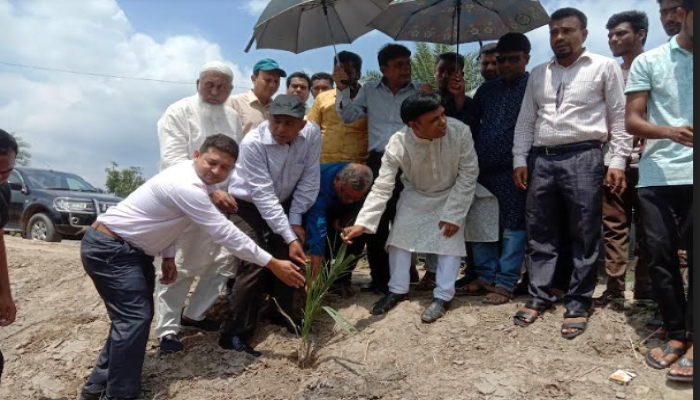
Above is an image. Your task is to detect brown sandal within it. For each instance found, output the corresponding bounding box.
[484,287,515,305]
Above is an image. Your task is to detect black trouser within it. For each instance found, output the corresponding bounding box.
[638,185,693,342]
[324,200,366,284]
[366,151,403,290]
[222,200,305,340]
[526,144,605,315]
[81,228,155,399]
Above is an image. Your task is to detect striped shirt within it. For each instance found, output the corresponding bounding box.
[513,51,633,170]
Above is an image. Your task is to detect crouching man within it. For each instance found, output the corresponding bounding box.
[79,135,304,400]
[305,163,374,296]
[343,93,480,324]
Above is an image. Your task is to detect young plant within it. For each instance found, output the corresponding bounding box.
[298,241,359,368]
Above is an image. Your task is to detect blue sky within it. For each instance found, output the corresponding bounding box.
[0,0,672,187]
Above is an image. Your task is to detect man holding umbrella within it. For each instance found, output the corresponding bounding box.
[334,44,427,294]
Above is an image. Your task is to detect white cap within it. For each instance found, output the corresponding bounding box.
[199,61,234,81]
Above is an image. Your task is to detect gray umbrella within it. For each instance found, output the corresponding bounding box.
[370,0,550,50]
[245,0,392,55]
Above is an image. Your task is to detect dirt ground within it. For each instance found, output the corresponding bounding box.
[0,236,693,400]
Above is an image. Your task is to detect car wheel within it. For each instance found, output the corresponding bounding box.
[28,213,62,243]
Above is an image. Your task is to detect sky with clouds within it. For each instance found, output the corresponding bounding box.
[0,0,672,188]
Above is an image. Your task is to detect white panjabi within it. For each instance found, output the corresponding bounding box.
[158,95,242,172]
[355,118,499,257]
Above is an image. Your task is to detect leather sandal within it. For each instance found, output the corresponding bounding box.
[561,311,589,340]
[646,344,687,370]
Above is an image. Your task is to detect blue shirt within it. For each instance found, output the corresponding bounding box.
[305,163,350,256]
[626,36,694,187]
[336,81,422,153]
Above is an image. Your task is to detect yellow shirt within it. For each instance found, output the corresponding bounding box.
[226,91,270,137]
[308,90,368,164]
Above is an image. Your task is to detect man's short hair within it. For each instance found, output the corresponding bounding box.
[438,52,466,70]
[551,8,589,29]
[286,72,312,89]
[497,33,532,54]
[683,0,693,11]
[478,43,499,60]
[0,130,18,156]
[311,72,334,87]
[401,93,442,125]
[199,134,239,160]
[378,44,412,67]
[336,51,363,73]
[607,11,650,44]
[338,164,374,192]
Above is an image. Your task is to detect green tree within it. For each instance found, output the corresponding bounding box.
[362,43,482,92]
[10,134,32,166]
[105,162,146,198]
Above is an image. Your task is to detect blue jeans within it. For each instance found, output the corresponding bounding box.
[472,230,527,293]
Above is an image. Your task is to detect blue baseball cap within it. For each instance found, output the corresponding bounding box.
[253,58,287,78]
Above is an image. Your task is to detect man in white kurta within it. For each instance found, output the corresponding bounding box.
[155,62,243,354]
[344,93,482,324]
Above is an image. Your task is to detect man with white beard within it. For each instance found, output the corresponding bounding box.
[154,61,242,354]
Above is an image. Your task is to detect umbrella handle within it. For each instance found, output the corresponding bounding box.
[322,0,350,86]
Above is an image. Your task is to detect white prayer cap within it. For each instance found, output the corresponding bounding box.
[199,61,234,81]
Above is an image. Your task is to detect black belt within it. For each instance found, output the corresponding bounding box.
[532,140,603,157]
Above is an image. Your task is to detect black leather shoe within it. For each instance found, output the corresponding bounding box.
[219,335,262,357]
[371,292,408,315]
[80,383,106,400]
[101,395,143,400]
[421,299,451,324]
[159,334,184,354]
[181,315,221,332]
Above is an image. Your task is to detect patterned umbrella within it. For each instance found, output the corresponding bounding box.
[370,0,550,48]
[245,0,392,54]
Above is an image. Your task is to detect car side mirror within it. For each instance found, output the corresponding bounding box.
[9,182,28,194]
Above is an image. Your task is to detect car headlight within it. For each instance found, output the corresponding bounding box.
[54,198,96,213]
[98,202,119,213]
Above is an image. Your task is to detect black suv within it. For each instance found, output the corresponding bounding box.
[6,167,122,242]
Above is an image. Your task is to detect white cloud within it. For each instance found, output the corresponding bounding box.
[0,0,252,187]
[242,0,269,17]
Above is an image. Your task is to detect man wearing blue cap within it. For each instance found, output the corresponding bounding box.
[227,59,287,137]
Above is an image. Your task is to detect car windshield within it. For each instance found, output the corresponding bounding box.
[23,170,99,192]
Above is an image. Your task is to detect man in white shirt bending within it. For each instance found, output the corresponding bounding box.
[79,135,304,400]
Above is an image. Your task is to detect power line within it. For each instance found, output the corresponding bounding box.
[0,61,195,85]
[0,60,254,90]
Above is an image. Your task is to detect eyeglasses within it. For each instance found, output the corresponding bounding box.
[497,55,525,65]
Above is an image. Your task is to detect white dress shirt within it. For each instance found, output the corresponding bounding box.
[228,121,322,244]
[336,81,422,153]
[158,95,242,171]
[513,51,633,170]
[98,161,272,267]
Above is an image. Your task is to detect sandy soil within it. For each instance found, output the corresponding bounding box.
[0,236,693,400]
